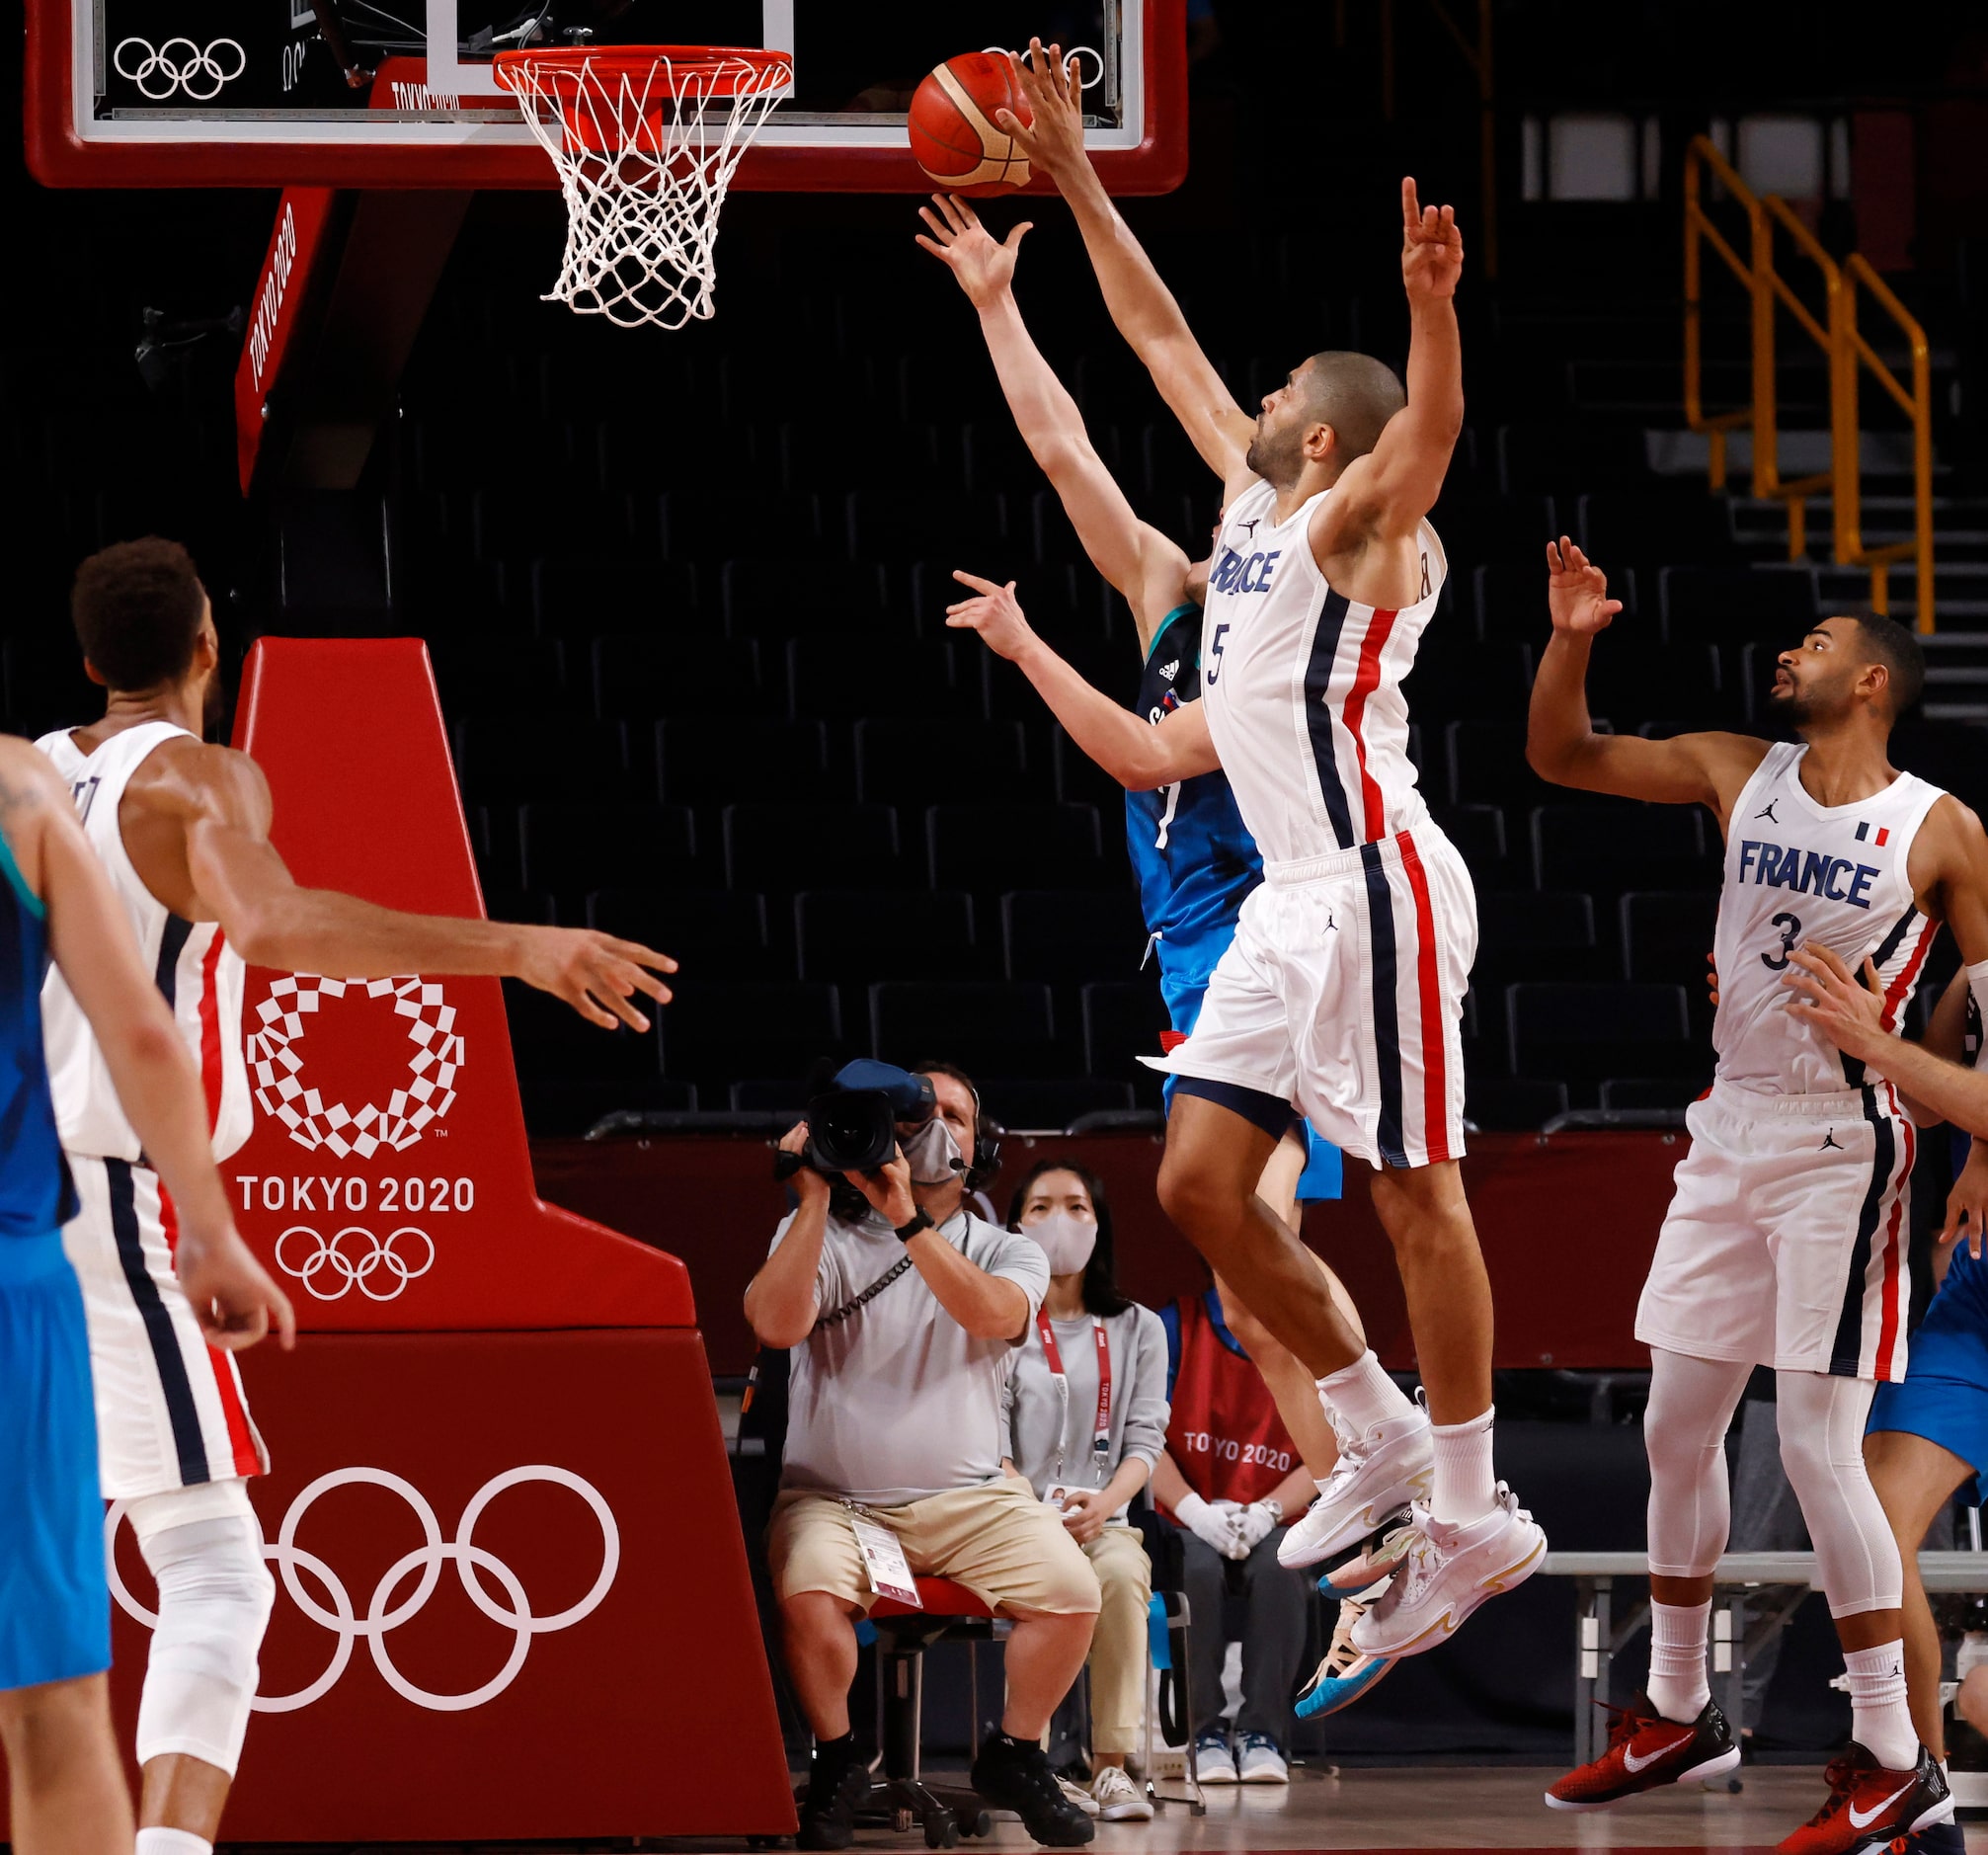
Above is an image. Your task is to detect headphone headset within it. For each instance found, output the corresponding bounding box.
[957,1076,1002,1195]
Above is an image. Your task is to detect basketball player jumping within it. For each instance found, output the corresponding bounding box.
[0,734,290,1855]
[1530,538,1988,1851]
[917,190,1415,1711]
[952,45,1548,1660]
[39,538,676,1855]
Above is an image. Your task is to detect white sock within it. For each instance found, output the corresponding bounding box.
[137,1830,212,1855]
[1428,1406,1496,1524]
[1646,1598,1711,1724]
[1844,1639,1917,1771]
[1317,1351,1415,1435]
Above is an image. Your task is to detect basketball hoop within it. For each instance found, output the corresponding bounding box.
[492,45,791,331]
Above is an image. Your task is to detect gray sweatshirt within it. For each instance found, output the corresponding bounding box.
[1003,1301,1170,1518]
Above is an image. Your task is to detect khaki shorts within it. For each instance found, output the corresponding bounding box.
[768,1476,1102,1617]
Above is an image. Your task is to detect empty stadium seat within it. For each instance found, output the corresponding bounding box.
[664,981,846,1086]
[1002,889,1150,986]
[517,803,697,894]
[1428,804,1509,883]
[1578,486,1738,572]
[925,803,1109,893]
[1472,561,1639,644]
[593,634,768,720]
[854,718,1043,808]
[787,637,970,721]
[1619,890,1719,985]
[531,556,702,637]
[1659,565,1819,644]
[1443,719,1564,812]
[868,981,1066,1075]
[1583,640,1731,732]
[587,888,770,981]
[1599,1078,1703,1111]
[660,488,829,562]
[454,716,630,804]
[795,890,981,984]
[979,1078,1139,1131]
[1530,803,1713,896]
[502,976,668,1135]
[1081,982,1171,1101]
[1475,891,1602,989]
[1506,981,1698,1086]
[722,559,894,636]
[1464,1076,1569,1131]
[725,802,902,892]
[1496,422,1650,497]
[656,718,836,806]
[430,638,571,719]
[1403,639,1534,720]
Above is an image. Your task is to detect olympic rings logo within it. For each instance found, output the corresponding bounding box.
[107,1467,619,1713]
[980,43,1105,90]
[276,1223,435,1302]
[250,975,464,1159]
[113,38,247,102]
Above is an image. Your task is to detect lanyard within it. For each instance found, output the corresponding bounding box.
[1037,1311,1112,1489]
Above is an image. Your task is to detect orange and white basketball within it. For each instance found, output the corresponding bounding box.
[907,52,1033,196]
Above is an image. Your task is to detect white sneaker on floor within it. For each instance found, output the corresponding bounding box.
[1277,1404,1433,1570]
[1192,1731,1237,1784]
[1235,1734,1289,1784]
[1089,1766,1153,1821]
[1056,1776,1101,1816]
[1349,1485,1547,1658]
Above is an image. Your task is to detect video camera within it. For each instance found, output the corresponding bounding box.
[773,1060,936,1181]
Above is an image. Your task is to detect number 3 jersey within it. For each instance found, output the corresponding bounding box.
[1713,741,1947,1096]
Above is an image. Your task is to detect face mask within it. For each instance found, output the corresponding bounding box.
[1027,1210,1097,1277]
[899,1117,965,1187]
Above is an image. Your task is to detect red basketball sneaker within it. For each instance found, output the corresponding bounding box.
[1775,1744,1950,1855]
[1544,1694,1739,1811]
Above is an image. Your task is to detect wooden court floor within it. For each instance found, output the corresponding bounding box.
[722,1765,1985,1852]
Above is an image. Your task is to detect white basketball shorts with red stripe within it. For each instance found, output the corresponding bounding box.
[1638,1079,1916,1383]
[1143,822,1475,1170]
[61,1155,269,1499]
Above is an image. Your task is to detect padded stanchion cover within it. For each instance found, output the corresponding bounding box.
[77,638,791,1839]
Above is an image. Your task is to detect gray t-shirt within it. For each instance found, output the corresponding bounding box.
[1003,1303,1170,1517]
[773,1206,1050,1507]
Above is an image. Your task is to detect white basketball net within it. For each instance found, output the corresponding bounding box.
[496,49,792,331]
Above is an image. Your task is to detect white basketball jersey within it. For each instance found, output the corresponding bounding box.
[1713,741,1946,1096]
[1199,479,1447,867]
[36,722,252,1164]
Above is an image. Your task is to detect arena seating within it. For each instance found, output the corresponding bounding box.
[5,194,1982,1141]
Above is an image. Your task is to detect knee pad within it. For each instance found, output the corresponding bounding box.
[127,1485,275,1776]
[1643,1350,1752,1578]
[1777,1373,1902,1619]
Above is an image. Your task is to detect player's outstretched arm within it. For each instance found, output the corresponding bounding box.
[0,742,294,1352]
[165,744,676,1029]
[1000,38,1253,494]
[1526,539,1767,819]
[1329,181,1467,540]
[917,192,1191,650]
[947,572,1220,789]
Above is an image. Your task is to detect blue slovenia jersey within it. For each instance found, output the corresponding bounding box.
[1124,605,1263,1008]
[0,829,77,1239]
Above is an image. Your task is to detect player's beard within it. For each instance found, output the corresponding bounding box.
[1244,416,1296,485]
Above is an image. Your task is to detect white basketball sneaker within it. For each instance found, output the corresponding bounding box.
[1348,1485,1547,1658]
[1276,1404,1433,1570]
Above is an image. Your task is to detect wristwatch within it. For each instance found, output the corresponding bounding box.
[895,1209,935,1244]
[1261,1497,1284,1523]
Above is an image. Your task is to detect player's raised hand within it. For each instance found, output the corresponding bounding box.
[914,193,1031,307]
[515,926,677,1031]
[1400,178,1464,303]
[1546,537,1623,636]
[999,37,1083,176]
[1782,943,1887,1064]
[946,571,1038,661]
[180,1225,297,1354]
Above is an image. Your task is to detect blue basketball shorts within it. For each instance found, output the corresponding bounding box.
[1869,1243,1988,1502]
[0,1231,111,1692]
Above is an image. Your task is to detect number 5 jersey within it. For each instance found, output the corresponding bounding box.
[1713,741,1946,1097]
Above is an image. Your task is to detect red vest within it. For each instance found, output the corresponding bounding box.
[1165,1293,1301,1506]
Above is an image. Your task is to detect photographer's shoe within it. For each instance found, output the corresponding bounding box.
[970,1732,1096,1846]
[795,1737,872,1851]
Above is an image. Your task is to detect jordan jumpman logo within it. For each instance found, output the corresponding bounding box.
[1821,1129,1844,1151]
[1756,799,1780,823]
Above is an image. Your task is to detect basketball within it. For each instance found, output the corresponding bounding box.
[908,52,1033,196]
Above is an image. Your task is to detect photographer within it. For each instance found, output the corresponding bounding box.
[745,1062,1100,1852]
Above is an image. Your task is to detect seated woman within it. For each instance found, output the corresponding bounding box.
[1003,1160,1169,1823]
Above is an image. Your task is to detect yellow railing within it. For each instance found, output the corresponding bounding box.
[1683,134,1935,630]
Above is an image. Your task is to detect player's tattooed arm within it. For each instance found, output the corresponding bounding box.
[1527,539,1768,820]
[916,191,1190,648]
[1326,179,1468,544]
[947,571,1221,788]
[172,743,676,1030]
[1001,38,1254,495]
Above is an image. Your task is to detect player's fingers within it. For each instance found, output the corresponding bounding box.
[596,988,652,1033]
[565,985,620,1030]
[604,935,678,974]
[1602,600,1624,616]
[1860,955,1884,995]
[912,234,948,261]
[270,1281,297,1351]
[952,568,1001,594]
[939,193,973,234]
[1401,176,1418,228]
[1005,220,1034,251]
[950,193,981,228]
[915,205,950,240]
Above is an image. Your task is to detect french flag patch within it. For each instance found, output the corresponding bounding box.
[1855,822,1891,847]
